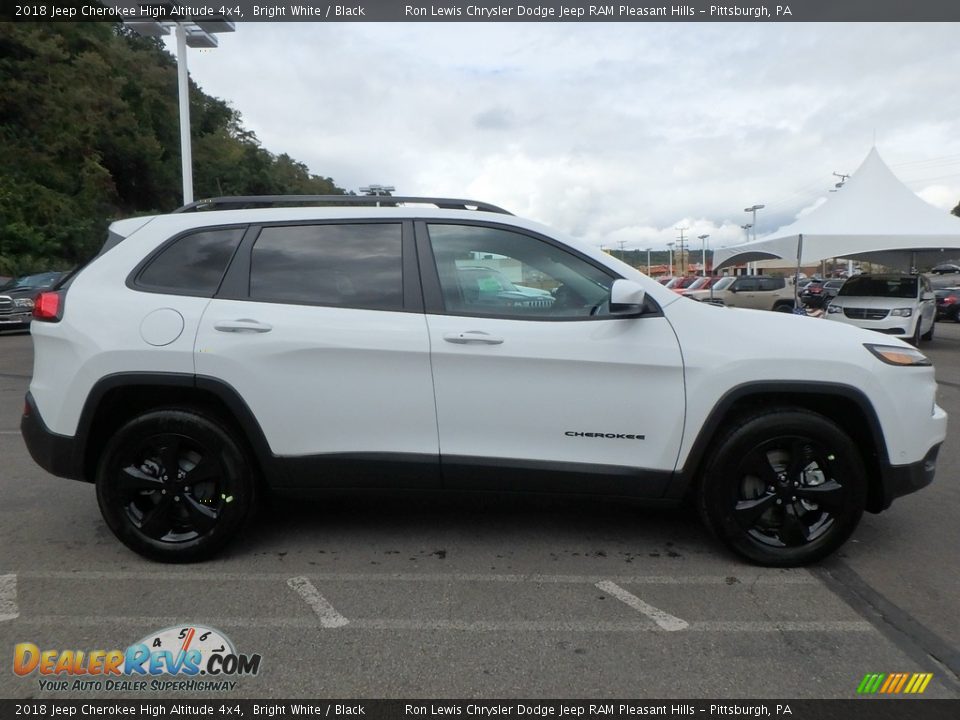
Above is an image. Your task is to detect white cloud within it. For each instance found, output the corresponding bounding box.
[172,22,960,250]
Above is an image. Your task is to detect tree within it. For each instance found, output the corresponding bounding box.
[0,23,347,275]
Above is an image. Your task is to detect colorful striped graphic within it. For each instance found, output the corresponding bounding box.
[857,672,933,694]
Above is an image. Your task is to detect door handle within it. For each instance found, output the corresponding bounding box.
[214,319,273,334]
[443,331,504,345]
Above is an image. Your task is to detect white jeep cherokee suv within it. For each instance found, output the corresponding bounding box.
[21,196,947,566]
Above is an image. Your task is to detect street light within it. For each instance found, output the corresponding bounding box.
[744,204,765,242]
[124,14,236,205]
[667,242,675,276]
[697,234,710,276]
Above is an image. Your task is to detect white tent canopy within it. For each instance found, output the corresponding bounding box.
[714,147,960,271]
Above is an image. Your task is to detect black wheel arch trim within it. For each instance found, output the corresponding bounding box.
[26,372,285,485]
[668,380,901,512]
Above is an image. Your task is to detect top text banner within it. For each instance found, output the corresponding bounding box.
[19,1,960,22]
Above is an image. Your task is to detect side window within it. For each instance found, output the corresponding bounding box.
[427,224,614,319]
[137,228,244,296]
[250,223,403,310]
[758,277,784,291]
[733,277,758,292]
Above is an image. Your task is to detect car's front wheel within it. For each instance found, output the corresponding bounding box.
[699,408,867,567]
[96,409,257,562]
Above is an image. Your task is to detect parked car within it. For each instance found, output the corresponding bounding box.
[0,271,65,330]
[826,273,936,345]
[679,276,716,296]
[934,287,960,322]
[930,263,960,275]
[686,275,736,303]
[714,275,797,312]
[454,266,554,309]
[668,276,702,293]
[21,195,946,566]
[800,278,845,310]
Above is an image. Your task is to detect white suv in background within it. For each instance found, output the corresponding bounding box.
[826,273,937,345]
[21,196,947,566]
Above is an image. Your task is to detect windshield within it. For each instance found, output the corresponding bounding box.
[712,276,736,291]
[0,272,59,291]
[838,276,917,299]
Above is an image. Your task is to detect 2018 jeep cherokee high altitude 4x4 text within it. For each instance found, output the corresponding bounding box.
[21,196,947,566]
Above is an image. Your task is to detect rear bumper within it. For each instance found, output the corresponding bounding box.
[21,392,86,482]
[872,443,940,512]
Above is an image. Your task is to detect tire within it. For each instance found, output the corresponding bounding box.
[773,302,794,313]
[908,318,922,346]
[698,408,867,567]
[96,409,257,562]
[921,319,934,342]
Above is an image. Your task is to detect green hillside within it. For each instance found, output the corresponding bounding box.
[0,22,346,275]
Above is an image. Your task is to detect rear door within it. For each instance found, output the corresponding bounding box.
[195,220,440,489]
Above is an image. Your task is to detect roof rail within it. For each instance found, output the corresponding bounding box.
[173,195,513,215]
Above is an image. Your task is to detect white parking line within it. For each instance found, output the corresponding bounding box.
[0,574,18,621]
[595,580,689,631]
[12,615,875,633]
[287,576,349,628]
[0,431,21,435]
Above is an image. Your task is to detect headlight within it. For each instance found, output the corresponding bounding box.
[826,304,842,313]
[13,298,34,309]
[890,307,913,317]
[864,344,931,367]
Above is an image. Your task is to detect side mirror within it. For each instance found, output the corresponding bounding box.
[922,292,935,301]
[610,279,646,314]
[728,285,738,293]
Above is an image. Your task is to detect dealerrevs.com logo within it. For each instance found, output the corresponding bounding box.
[13,624,261,693]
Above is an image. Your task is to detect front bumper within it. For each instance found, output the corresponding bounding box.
[21,392,86,481]
[0,311,31,326]
[871,443,941,512]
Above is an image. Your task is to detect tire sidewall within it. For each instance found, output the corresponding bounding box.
[96,409,255,562]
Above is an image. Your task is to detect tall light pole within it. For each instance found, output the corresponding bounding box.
[667,242,675,276]
[125,17,235,205]
[644,248,652,276]
[698,234,710,276]
[739,224,752,275]
[744,204,765,242]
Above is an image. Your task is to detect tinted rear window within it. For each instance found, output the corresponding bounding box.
[137,228,244,296]
[249,223,403,310]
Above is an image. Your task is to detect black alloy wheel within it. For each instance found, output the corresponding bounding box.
[96,409,256,562]
[699,409,866,566]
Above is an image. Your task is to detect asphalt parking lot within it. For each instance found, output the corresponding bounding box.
[1,322,958,700]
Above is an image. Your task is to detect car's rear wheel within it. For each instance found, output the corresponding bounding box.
[96,409,257,562]
[698,408,866,567]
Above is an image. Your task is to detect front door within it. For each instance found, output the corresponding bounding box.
[419,222,686,497]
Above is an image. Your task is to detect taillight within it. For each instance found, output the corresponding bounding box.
[945,295,958,305]
[33,291,64,322]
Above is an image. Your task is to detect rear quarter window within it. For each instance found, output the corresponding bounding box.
[135,228,245,296]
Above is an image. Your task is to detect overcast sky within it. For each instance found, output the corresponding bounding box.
[169,22,960,251]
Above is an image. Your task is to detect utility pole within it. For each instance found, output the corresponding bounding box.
[698,234,710,276]
[675,227,688,275]
[644,248,652,276]
[667,242,675,276]
[617,240,627,262]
